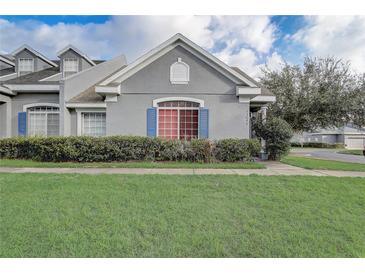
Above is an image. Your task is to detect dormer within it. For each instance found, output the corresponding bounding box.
[12,45,58,76]
[57,45,96,78]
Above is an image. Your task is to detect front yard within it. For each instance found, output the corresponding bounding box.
[281,156,365,172]
[0,173,364,257]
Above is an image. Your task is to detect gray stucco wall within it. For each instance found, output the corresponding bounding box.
[107,93,249,139]
[60,54,127,136]
[0,94,12,138]
[59,49,93,76]
[121,46,240,95]
[10,93,59,136]
[15,49,52,74]
[0,102,6,137]
[109,46,249,139]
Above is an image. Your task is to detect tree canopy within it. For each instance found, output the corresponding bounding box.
[260,57,365,132]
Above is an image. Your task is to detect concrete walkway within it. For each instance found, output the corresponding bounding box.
[0,162,364,177]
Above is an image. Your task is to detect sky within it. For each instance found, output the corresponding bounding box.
[1,15,364,78]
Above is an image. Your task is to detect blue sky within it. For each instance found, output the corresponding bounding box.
[1,15,364,77]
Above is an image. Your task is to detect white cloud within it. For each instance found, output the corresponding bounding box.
[211,16,276,54]
[292,16,365,72]
[0,16,279,77]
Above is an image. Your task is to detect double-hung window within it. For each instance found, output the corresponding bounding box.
[18,58,34,76]
[63,58,78,77]
[157,101,199,140]
[28,106,60,136]
[81,112,106,136]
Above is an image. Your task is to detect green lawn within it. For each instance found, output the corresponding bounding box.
[281,156,365,172]
[0,159,264,169]
[1,173,364,257]
[338,150,363,156]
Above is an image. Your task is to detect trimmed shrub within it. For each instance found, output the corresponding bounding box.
[0,136,259,163]
[290,142,345,149]
[253,117,293,160]
[213,138,260,162]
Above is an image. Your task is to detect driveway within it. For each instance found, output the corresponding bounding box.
[290,148,365,164]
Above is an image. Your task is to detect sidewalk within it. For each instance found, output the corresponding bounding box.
[0,162,364,177]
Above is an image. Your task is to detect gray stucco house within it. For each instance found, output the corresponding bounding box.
[0,33,275,140]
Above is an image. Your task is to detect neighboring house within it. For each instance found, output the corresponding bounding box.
[0,33,275,140]
[292,124,365,149]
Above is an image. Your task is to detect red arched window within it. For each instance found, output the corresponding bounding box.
[157,100,199,140]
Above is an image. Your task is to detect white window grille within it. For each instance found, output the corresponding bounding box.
[19,58,34,75]
[28,106,60,136]
[81,112,106,136]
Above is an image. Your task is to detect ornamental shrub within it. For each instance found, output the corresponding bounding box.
[252,116,293,160]
[0,136,260,163]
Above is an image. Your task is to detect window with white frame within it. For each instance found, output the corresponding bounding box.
[81,112,106,136]
[18,58,34,76]
[157,101,199,140]
[27,106,60,136]
[63,58,78,77]
[170,58,189,84]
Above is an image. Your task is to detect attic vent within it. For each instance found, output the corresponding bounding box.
[170,58,189,84]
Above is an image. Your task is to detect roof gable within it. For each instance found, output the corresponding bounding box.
[12,45,58,67]
[57,45,96,66]
[99,33,258,87]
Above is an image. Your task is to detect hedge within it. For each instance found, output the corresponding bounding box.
[290,142,345,149]
[0,136,260,163]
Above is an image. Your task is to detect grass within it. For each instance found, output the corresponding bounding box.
[281,156,365,172]
[0,173,364,257]
[338,150,363,156]
[0,159,265,169]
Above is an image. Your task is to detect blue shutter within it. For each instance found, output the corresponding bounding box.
[146,107,157,137]
[18,112,27,136]
[199,108,209,139]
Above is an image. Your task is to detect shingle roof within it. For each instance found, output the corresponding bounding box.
[68,85,104,103]
[67,65,127,103]
[2,60,104,85]
[0,67,15,77]
[230,66,274,96]
[2,67,60,85]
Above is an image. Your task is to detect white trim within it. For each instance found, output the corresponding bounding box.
[22,102,60,112]
[95,85,121,95]
[4,84,59,91]
[39,72,62,82]
[57,45,96,66]
[99,33,257,87]
[0,85,16,95]
[153,97,204,107]
[0,55,15,67]
[250,95,276,103]
[236,86,261,96]
[12,44,58,67]
[75,108,106,136]
[66,103,107,109]
[0,72,17,80]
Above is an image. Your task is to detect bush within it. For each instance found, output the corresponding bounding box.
[290,142,345,148]
[213,138,260,162]
[0,136,260,163]
[253,117,293,160]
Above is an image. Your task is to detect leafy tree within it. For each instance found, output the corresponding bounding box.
[260,57,364,132]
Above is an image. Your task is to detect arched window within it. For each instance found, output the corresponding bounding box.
[170,58,189,84]
[25,104,60,136]
[156,99,202,140]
